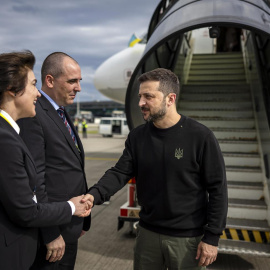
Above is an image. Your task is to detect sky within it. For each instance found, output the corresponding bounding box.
[0,0,160,102]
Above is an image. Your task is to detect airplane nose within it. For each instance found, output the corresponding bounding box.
[93,44,146,104]
[93,60,126,104]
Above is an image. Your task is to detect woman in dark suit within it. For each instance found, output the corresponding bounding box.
[0,50,91,270]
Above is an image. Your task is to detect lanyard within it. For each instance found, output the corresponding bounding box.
[0,112,12,126]
[0,112,36,199]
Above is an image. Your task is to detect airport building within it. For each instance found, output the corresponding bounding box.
[66,100,125,120]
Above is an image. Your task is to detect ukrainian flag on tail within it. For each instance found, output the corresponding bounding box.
[128,33,141,47]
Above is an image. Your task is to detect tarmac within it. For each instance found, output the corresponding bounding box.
[74,132,270,270]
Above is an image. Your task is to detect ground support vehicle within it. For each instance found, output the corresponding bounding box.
[99,117,129,137]
[118,178,140,233]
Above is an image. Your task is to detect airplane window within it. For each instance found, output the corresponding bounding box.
[125,69,133,81]
[126,70,132,78]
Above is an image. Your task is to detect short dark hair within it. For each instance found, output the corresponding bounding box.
[41,52,78,84]
[0,50,35,106]
[138,68,180,98]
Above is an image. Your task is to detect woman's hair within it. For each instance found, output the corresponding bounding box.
[0,50,35,105]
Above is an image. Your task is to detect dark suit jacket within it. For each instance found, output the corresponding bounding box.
[0,117,72,270]
[18,95,90,245]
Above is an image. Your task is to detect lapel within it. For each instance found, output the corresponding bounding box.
[0,117,37,169]
[38,95,84,165]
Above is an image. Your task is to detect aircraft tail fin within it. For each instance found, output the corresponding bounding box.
[128,33,141,47]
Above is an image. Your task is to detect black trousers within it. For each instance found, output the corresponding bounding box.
[30,241,78,270]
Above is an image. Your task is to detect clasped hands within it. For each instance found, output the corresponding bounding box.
[69,194,94,217]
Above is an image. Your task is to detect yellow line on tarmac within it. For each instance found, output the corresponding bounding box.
[85,157,118,161]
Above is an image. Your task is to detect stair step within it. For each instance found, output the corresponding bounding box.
[188,74,246,81]
[219,218,270,256]
[189,63,244,70]
[179,100,252,110]
[193,53,243,60]
[182,84,250,92]
[181,92,250,100]
[226,166,262,182]
[226,217,270,231]
[191,58,244,64]
[224,153,261,167]
[180,109,254,118]
[187,80,247,85]
[189,69,245,75]
[192,54,243,59]
[193,118,255,129]
[228,198,267,220]
[218,239,270,257]
[219,140,258,153]
[211,128,257,140]
[229,198,266,209]
[228,181,263,200]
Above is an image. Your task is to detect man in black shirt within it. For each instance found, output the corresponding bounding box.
[82,68,228,269]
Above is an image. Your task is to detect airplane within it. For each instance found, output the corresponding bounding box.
[93,33,146,104]
[93,29,213,104]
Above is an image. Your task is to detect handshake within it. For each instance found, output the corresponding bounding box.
[69,194,94,217]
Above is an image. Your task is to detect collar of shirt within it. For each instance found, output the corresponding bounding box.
[39,89,61,111]
[0,109,20,134]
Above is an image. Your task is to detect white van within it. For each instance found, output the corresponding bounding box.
[99,117,129,137]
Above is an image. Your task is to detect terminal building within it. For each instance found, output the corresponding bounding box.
[66,100,125,121]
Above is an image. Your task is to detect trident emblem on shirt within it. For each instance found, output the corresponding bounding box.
[175,148,183,159]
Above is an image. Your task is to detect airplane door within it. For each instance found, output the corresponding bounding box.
[125,0,270,130]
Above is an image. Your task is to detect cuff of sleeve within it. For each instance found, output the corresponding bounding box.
[201,230,220,246]
[67,201,75,215]
[40,227,61,245]
[88,188,102,205]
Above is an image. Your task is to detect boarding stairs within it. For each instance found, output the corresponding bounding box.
[178,52,270,256]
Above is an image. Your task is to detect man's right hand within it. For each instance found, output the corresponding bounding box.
[70,195,92,217]
[46,235,65,262]
[80,193,94,205]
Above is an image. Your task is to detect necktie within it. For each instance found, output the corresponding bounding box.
[57,106,78,148]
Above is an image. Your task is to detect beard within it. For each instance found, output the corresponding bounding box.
[141,98,167,123]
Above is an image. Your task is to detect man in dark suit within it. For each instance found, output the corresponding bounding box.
[18,52,91,270]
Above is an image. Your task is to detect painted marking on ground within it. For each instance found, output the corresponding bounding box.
[85,157,118,161]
